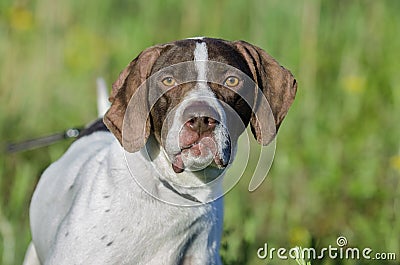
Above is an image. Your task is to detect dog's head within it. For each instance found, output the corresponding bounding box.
[104,38,297,179]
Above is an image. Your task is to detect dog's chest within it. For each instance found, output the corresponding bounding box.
[62,191,216,264]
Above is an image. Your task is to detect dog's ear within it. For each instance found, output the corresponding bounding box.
[233,40,297,145]
[104,44,167,152]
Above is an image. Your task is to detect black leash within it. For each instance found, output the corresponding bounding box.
[6,127,83,153]
[5,78,110,154]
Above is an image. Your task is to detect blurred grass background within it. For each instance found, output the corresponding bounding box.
[0,0,399,264]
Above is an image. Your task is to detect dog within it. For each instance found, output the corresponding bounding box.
[23,37,297,265]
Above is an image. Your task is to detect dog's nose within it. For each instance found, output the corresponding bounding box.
[185,116,216,134]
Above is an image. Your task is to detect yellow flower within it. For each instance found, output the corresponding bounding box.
[289,226,311,247]
[9,6,33,31]
[342,75,366,94]
[390,155,400,172]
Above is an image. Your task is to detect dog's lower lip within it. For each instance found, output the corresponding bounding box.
[172,153,184,173]
[171,144,195,174]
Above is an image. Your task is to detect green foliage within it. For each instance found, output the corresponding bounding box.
[0,0,399,264]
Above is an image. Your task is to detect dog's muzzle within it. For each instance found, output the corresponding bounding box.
[171,102,230,173]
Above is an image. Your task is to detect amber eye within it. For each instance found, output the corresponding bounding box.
[224,76,240,88]
[162,77,176,87]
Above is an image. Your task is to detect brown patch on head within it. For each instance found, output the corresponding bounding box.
[103,43,172,152]
[233,40,298,145]
[149,82,198,146]
[205,38,255,129]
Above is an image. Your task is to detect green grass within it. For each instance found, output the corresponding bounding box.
[1,0,399,264]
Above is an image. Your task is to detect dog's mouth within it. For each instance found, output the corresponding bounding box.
[171,137,228,173]
[170,117,231,174]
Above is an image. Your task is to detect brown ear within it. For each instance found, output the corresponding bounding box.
[233,40,297,145]
[103,44,168,152]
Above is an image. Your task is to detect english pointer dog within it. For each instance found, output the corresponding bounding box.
[23,37,297,265]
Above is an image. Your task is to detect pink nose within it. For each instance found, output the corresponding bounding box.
[185,117,216,134]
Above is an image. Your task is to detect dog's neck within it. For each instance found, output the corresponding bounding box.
[133,134,225,205]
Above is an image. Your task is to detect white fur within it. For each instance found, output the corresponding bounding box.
[186,36,205,40]
[24,132,223,265]
[194,41,208,80]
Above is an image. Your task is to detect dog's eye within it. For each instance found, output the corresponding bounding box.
[224,76,240,88]
[162,77,176,87]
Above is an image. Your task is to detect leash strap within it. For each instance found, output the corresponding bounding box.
[6,78,109,154]
[6,128,82,153]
